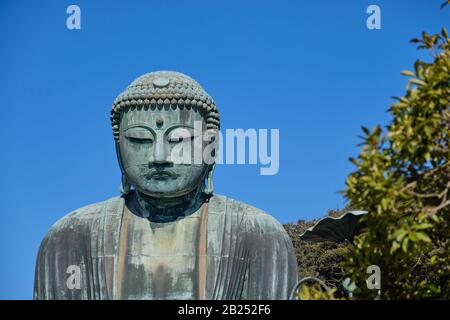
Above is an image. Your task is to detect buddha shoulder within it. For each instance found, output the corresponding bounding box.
[209,194,288,235]
[43,196,123,239]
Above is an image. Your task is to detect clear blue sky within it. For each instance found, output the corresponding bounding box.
[0,0,448,299]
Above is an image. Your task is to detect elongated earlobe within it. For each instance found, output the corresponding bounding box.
[204,165,215,196]
[120,174,131,195]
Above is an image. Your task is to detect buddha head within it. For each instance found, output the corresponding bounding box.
[110,71,220,198]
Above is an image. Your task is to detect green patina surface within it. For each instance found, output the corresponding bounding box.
[34,71,298,300]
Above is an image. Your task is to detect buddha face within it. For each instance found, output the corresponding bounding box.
[118,107,213,198]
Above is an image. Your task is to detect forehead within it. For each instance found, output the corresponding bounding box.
[120,107,205,129]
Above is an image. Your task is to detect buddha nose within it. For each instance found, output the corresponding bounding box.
[153,136,171,165]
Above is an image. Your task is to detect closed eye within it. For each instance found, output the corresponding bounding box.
[168,134,195,143]
[127,136,154,144]
[124,127,154,143]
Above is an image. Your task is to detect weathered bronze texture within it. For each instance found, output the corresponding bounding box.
[34,71,298,300]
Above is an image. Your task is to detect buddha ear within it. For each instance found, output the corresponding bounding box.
[203,164,215,196]
[115,141,131,195]
[120,174,131,195]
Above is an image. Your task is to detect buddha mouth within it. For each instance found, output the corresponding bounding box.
[145,170,179,181]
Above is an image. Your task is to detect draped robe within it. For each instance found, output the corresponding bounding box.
[34,193,298,300]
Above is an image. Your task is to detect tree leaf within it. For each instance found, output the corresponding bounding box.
[401,70,415,77]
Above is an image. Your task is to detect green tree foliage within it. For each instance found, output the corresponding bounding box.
[284,206,353,296]
[296,282,338,300]
[343,28,450,299]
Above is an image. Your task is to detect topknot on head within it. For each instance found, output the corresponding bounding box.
[110,71,220,141]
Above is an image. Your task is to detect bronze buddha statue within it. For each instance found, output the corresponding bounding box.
[34,71,298,300]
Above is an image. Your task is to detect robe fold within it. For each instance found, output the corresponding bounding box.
[34,194,298,300]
